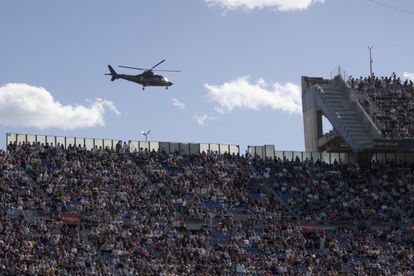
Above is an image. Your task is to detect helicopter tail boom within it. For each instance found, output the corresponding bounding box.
[106,65,118,81]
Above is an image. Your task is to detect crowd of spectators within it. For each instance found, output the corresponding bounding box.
[371,161,414,218]
[1,142,414,274]
[348,73,414,139]
[270,160,402,224]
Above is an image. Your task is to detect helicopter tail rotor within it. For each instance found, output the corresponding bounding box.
[105,65,118,81]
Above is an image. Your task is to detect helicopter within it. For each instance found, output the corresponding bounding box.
[105,59,179,90]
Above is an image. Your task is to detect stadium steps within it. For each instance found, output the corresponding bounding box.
[313,76,380,151]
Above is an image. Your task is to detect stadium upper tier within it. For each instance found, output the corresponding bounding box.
[348,73,414,139]
[1,142,414,274]
[302,74,414,153]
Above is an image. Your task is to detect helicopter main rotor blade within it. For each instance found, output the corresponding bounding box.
[149,59,166,71]
[118,60,179,72]
[152,69,181,72]
[118,65,146,70]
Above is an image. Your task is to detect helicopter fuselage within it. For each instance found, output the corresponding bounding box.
[117,73,173,89]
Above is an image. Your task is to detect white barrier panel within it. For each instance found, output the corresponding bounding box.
[140,141,150,151]
[150,141,159,152]
[265,145,275,159]
[303,152,312,162]
[37,135,46,145]
[190,143,200,155]
[27,135,36,145]
[6,133,15,145]
[96,139,105,149]
[256,147,264,159]
[170,143,179,153]
[17,134,26,144]
[321,152,330,164]
[275,151,284,161]
[159,142,169,152]
[219,144,229,154]
[284,151,293,161]
[180,143,190,155]
[56,136,65,147]
[293,151,302,162]
[46,136,56,146]
[103,139,113,149]
[66,137,75,147]
[210,144,219,153]
[129,141,139,152]
[85,138,94,150]
[229,145,239,155]
[200,144,209,153]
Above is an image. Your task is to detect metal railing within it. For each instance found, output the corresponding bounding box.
[248,146,414,165]
[7,132,414,164]
[128,140,239,155]
[6,132,240,155]
[6,132,121,150]
[339,76,382,137]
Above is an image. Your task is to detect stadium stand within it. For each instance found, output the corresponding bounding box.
[5,68,414,274]
[302,73,414,156]
[1,139,414,275]
[348,73,414,139]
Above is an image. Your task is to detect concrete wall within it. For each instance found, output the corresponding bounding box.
[303,107,323,152]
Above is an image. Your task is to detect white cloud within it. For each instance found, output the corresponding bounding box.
[205,76,301,114]
[205,0,324,11]
[194,114,208,125]
[172,98,186,109]
[194,114,215,126]
[403,72,414,81]
[0,83,120,130]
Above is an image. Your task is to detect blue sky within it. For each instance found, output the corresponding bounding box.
[1,0,414,152]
